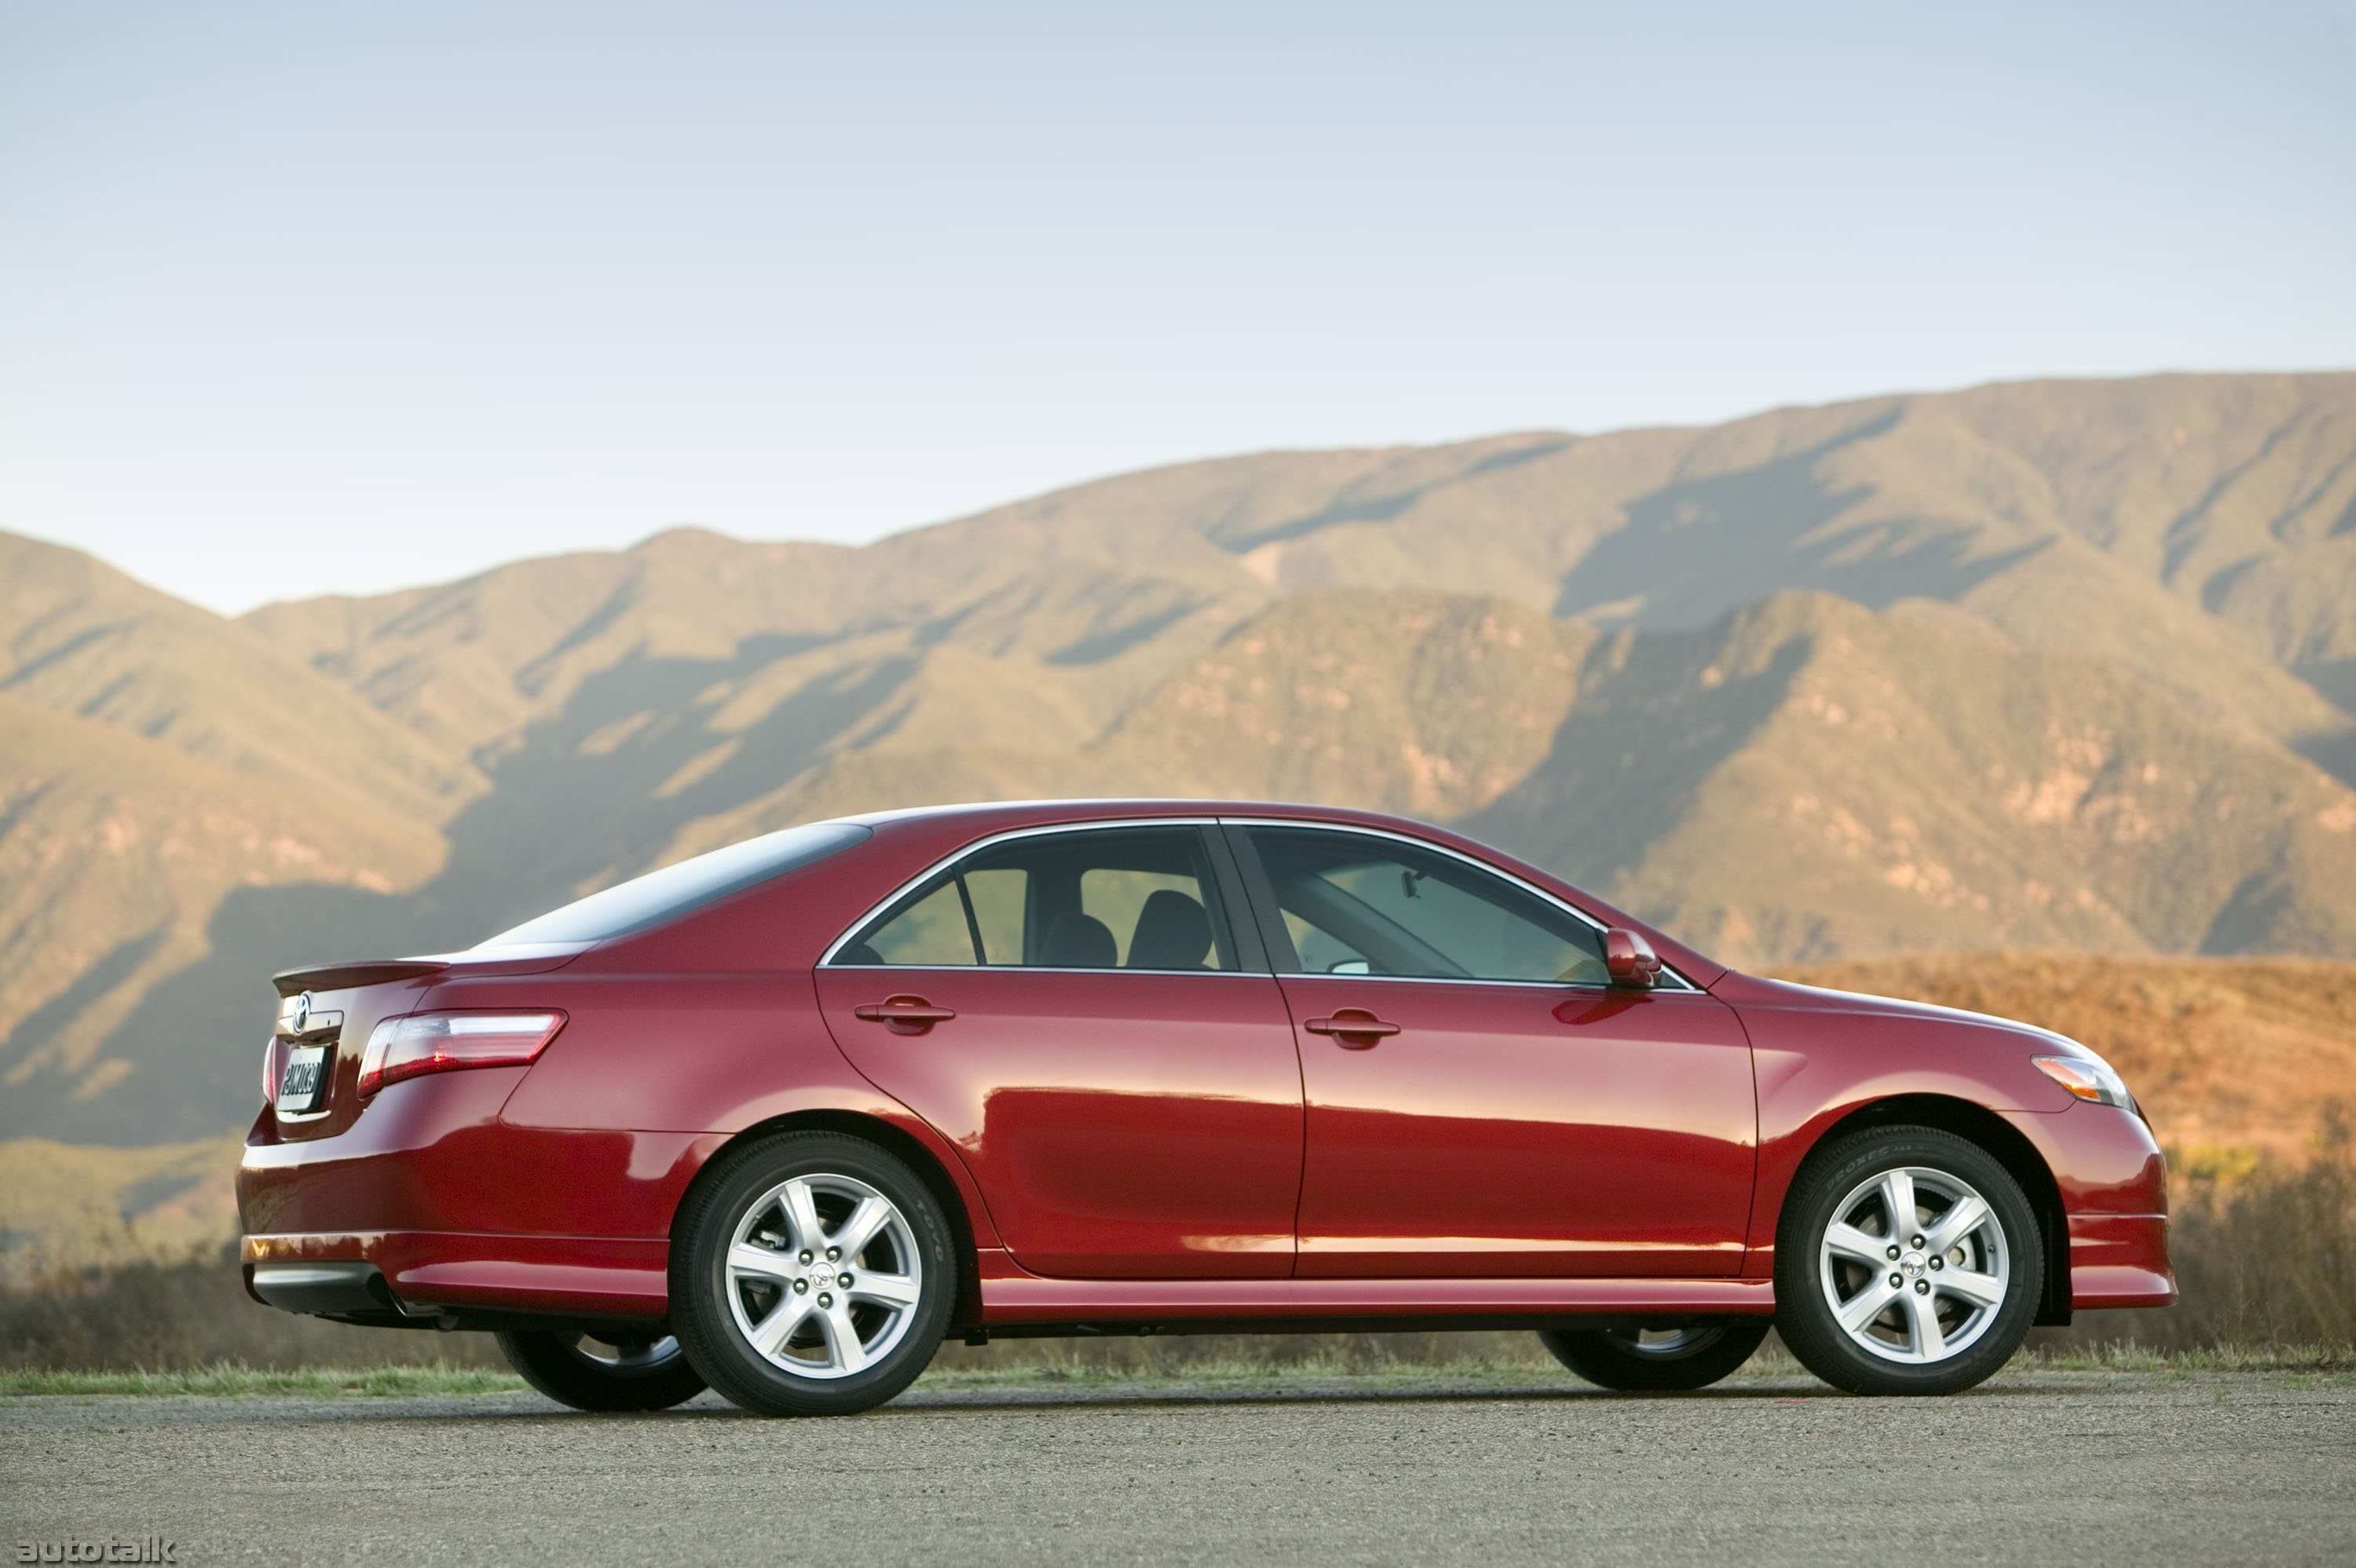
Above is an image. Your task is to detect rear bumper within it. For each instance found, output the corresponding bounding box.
[238,1069,714,1239]
[241,1231,670,1321]
[237,1070,710,1326]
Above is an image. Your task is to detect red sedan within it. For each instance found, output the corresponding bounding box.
[238,801,2172,1413]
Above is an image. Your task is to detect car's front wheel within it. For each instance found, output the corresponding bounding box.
[1775,1125,2043,1395]
[671,1131,956,1417]
[1539,1320,1771,1391]
[496,1328,708,1412]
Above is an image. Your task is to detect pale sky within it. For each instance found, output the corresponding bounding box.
[3,2,2351,614]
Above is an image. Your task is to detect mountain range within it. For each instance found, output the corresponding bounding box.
[5,370,2356,1150]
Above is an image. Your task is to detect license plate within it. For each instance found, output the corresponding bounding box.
[277,1044,330,1113]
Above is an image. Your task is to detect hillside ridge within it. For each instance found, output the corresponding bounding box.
[6,370,2356,1145]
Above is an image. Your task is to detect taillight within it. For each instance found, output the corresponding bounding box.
[357,1011,566,1098]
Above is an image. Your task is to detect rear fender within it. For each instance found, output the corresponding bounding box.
[675,1108,993,1332]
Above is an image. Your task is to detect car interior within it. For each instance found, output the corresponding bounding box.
[840,827,1238,970]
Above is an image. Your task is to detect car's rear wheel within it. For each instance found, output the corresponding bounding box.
[671,1131,956,1417]
[496,1328,708,1412]
[1775,1125,2043,1396]
[1539,1320,1771,1391]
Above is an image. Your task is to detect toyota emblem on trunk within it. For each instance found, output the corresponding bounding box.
[290,992,311,1033]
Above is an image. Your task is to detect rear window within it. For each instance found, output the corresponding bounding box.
[477,821,873,948]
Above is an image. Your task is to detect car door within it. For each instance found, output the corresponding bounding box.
[1229,822,1757,1280]
[814,822,1305,1281]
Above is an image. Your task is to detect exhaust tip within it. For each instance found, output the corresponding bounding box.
[248,1260,394,1316]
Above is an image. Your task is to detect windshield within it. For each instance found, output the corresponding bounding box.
[477,821,873,947]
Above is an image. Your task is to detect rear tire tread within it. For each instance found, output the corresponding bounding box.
[496,1329,707,1413]
[1539,1321,1771,1391]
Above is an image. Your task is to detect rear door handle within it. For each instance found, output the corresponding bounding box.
[854,996,957,1034]
[1303,1011,1401,1047]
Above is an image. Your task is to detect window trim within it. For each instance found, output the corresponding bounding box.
[818,817,1264,975]
[821,814,1698,992]
[1220,818,1699,993]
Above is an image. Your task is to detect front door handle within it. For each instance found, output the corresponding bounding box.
[1303,1011,1401,1048]
[854,996,957,1035]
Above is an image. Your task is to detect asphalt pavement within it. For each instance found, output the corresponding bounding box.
[5,1366,2352,1566]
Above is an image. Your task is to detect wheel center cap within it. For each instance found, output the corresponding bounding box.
[1900,1251,1928,1278]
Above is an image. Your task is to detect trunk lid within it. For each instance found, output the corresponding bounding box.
[259,946,586,1142]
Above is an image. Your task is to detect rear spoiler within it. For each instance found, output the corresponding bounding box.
[272,959,452,998]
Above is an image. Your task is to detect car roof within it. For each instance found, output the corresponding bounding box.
[841,798,1441,833]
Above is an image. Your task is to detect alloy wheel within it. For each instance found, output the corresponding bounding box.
[562,1331,686,1372]
[1600,1325,1731,1360]
[723,1171,924,1380]
[1816,1164,2010,1365]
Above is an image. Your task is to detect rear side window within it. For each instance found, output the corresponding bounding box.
[477,821,873,947]
[1242,825,1608,985]
[834,826,1242,971]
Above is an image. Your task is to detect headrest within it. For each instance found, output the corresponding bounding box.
[1127,889,1212,970]
[1042,911,1118,968]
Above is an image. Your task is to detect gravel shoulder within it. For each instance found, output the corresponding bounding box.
[5,1366,2353,1566]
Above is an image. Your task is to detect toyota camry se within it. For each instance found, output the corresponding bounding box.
[238,801,2171,1414]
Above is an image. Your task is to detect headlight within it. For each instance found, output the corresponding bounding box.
[2032,1052,2135,1110]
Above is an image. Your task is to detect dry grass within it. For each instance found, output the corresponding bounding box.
[0,1365,524,1398]
[0,1245,506,1372]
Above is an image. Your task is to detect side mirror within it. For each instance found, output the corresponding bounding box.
[1604,928,1662,989]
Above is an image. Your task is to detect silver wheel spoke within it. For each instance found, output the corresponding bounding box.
[848,1270,920,1309]
[781,1179,826,1252]
[728,1244,797,1283]
[1824,1223,1891,1266]
[1937,1266,2005,1309]
[1880,1170,1919,1240]
[821,1304,869,1373]
[832,1196,894,1261]
[749,1291,818,1357]
[1838,1277,1903,1334]
[1924,1195,1990,1255]
[1904,1288,1946,1358]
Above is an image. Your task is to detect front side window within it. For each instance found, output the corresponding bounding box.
[1242,826,1608,985]
[836,826,1242,971]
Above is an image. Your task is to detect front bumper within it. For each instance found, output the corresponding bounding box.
[2065,1212,2175,1309]
[2001,1104,2177,1311]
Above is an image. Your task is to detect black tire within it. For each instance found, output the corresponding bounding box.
[1774,1125,2043,1396]
[496,1328,708,1412]
[671,1131,956,1417]
[1539,1320,1771,1391]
